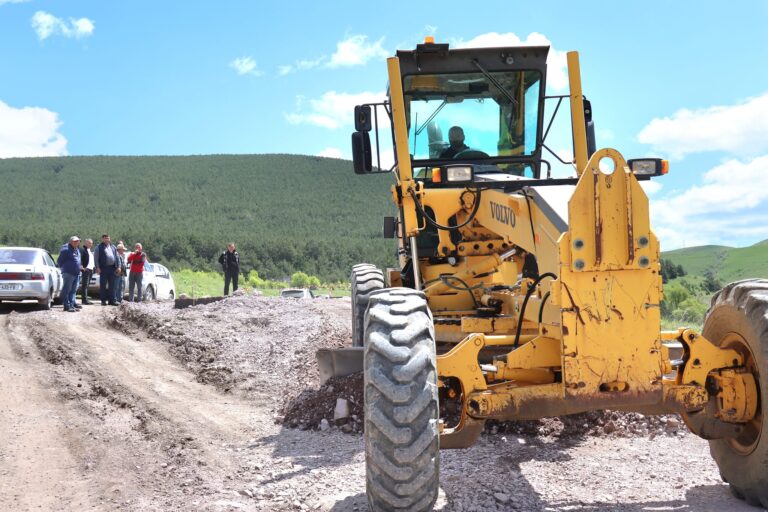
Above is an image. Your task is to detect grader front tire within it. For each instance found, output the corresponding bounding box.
[351,263,384,347]
[703,279,768,508]
[364,288,439,512]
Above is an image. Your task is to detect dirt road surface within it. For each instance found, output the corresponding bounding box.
[0,297,763,511]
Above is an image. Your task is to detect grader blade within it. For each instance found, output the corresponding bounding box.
[316,347,363,384]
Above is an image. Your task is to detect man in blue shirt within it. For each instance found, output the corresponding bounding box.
[57,236,82,312]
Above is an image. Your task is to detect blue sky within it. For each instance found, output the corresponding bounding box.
[1,0,767,250]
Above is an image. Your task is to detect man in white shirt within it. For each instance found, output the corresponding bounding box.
[80,238,95,305]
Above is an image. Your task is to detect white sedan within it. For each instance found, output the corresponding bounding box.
[0,247,63,310]
[88,261,176,301]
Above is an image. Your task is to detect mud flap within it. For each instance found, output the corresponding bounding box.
[316,347,364,384]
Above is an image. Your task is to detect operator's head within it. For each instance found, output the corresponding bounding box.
[448,126,465,148]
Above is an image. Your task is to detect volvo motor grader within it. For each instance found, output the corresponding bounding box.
[327,39,766,511]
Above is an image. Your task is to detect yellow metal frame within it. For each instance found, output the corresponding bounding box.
[382,49,759,448]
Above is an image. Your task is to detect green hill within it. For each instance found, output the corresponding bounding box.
[0,155,396,282]
[663,241,768,283]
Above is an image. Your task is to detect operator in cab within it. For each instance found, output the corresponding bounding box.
[439,126,468,158]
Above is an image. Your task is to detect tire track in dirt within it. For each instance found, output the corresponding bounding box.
[0,313,95,510]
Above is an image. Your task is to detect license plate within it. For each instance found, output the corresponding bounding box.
[0,284,21,291]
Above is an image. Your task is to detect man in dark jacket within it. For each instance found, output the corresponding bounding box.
[57,236,82,312]
[218,243,240,295]
[79,238,95,305]
[95,233,119,306]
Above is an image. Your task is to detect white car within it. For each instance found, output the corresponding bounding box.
[0,247,63,310]
[147,263,176,300]
[88,262,176,301]
[280,288,314,299]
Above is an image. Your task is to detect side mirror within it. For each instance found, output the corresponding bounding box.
[354,105,372,132]
[583,97,596,158]
[383,216,396,239]
[352,131,372,174]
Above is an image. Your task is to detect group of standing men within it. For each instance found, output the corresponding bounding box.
[57,233,149,312]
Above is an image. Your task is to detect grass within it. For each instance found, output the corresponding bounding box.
[173,269,351,298]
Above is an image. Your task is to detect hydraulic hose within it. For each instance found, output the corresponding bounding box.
[513,272,557,348]
[409,187,483,232]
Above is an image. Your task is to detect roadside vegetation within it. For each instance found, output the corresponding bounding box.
[174,269,350,298]
[659,241,768,330]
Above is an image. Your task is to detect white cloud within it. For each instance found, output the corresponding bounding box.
[638,92,768,160]
[650,156,768,249]
[1,0,30,5]
[32,11,94,41]
[0,100,68,158]
[280,34,388,74]
[285,90,386,129]
[229,56,262,76]
[328,35,388,68]
[318,147,343,159]
[640,180,662,195]
[453,32,569,91]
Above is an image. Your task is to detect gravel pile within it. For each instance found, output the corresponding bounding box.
[115,296,689,442]
[112,295,351,411]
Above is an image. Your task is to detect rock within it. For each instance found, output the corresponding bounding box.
[319,418,330,431]
[494,493,510,504]
[334,398,350,424]
[603,420,617,434]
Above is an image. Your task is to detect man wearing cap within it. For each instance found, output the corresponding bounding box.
[95,233,119,306]
[57,236,83,312]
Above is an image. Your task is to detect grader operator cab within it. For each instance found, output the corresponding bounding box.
[324,40,767,511]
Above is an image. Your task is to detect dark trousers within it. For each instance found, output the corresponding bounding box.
[80,269,93,303]
[99,266,117,304]
[224,269,239,295]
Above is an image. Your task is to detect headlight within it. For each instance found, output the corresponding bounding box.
[445,165,474,182]
[627,158,668,177]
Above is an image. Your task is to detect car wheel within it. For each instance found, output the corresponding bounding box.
[145,286,156,301]
[169,291,175,300]
[38,289,53,311]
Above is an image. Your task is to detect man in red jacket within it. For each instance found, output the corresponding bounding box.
[127,243,147,302]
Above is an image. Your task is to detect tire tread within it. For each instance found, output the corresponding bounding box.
[364,288,439,512]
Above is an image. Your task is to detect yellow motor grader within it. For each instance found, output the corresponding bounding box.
[329,39,767,511]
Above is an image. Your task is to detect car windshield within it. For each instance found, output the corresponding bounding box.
[404,69,541,176]
[0,249,38,265]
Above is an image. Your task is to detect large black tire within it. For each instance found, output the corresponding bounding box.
[703,279,768,508]
[351,263,384,347]
[364,288,439,512]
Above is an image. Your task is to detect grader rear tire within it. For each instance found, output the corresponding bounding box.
[364,288,439,512]
[351,263,384,347]
[702,279,768,508]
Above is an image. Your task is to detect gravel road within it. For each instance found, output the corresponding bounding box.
[0,297,763,511]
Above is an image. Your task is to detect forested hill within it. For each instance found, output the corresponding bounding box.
[662,240,768,284]
[0,154,396,281]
